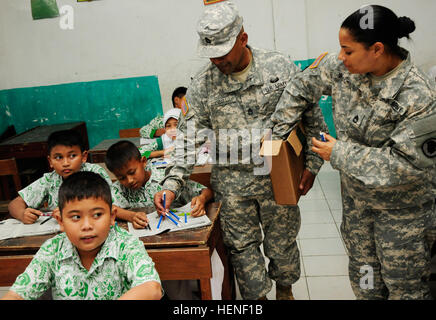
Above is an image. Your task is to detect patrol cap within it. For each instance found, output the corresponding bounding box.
[196,1,243,58]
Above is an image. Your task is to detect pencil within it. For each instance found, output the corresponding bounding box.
[40,217,52,225]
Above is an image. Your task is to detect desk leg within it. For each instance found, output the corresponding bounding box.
[199,278,212,300]
[216,233,235,300]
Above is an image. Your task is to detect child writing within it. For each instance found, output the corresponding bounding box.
[139,86,187,139]
[105,140,213,229]
[8,130,112,224]
[1,171,162,300]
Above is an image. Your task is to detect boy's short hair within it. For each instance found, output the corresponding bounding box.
[58,171,112,212]
[47,130,85,154]
[105,140,141,173]
[171,86,187,107]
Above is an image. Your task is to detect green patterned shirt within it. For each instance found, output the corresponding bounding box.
[10,225,161,300]
[111,165,205,209]
[18,163,112,210]
[139,115,164,138]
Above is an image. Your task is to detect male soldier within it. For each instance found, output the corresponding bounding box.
[154,1,325,300]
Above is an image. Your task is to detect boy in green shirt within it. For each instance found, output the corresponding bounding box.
[105,140,213,229]
[2,171,162,300]
[8,130,112,224]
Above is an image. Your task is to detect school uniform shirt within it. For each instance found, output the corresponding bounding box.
[139,115,164,139]
[10,224,161,300]
[138,137,163,159]
[272,50,436,209]
[18,163,113,210]
[111,165,206,209]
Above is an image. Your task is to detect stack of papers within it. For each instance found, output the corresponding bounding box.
[0,217,60,241]
[128,203,211,237]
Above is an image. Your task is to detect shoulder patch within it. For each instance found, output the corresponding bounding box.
[309,52,328,69]
[422,138,436,158]
[181,96,189,117]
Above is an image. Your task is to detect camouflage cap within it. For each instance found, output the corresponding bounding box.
[196,1,243,58]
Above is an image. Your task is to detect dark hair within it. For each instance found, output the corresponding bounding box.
[58,171,112,212]
[105,140,141,173]
[171,86,187,107]
[47,130,85,154]
[341,5,415,59]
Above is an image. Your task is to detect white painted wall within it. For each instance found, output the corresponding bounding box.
[1,0,435,112]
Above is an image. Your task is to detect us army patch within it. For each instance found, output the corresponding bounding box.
[309,52,328,69]
[181,96,189,117]
[422,138,436,158]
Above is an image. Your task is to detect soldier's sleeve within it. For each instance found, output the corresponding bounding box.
[301,102,328,175]
[271,53,335,140]
[331,101,436,187]
[139,115,164,139]
[160,84,211,198]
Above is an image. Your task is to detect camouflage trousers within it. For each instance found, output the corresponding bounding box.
[216,192,301,300]
[341,191,435,300]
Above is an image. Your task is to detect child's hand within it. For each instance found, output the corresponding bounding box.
[191,195,207,217]
[52,207,60,220]
[164,146,175,158]
[22,208,43,224]
[132,211,149,229]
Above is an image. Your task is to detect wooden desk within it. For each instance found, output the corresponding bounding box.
[0,202,234,300]
[89,137,212,188]
[0,122,89,160]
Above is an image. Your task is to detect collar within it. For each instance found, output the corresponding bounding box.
[216,46,264,93]
[58,226,119,271]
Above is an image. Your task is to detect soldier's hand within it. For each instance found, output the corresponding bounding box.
[299,169,316,196]
[312,134,336,161]
[154,190,175,216]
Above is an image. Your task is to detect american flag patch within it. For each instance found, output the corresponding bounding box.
[309,52,328,69]
[181,96,189,117]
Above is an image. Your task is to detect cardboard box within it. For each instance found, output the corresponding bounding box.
[260,125,305,205]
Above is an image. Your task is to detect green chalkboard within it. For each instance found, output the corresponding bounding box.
[0,76,163,148]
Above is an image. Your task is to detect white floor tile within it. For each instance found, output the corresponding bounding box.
[303,255,349,276]
[306,276,356,300]
[331,210,343,223]
[298,223,340,239]
[300,238,346,256]
[326,199,343,210]
[300,211,335,225]
[298,199,330,213]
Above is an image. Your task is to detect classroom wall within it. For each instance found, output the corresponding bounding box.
[1,0,435,145]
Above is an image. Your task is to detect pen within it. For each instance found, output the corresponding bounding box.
[163,191,166,212]
[40,217,52,225]
[157,215,163,229]
[320,132,326,142]
[165,214,180,227]
[185,212,187,224]
[168,210,180,221]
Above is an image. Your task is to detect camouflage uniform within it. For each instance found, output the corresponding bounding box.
[160,2,325,299]
[272,51,436,300]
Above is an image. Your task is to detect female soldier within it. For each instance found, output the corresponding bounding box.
[272,5,436,299]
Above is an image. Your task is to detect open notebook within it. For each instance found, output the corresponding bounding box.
[0,215,60,241]
[127,202,211,237]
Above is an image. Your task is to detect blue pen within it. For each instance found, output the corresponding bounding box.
[163,192,166,210]
[166,213,180,227]
[320,132,326,142]
[168,210,180,221]
[157,215,163,229]
[184,212,187,224]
